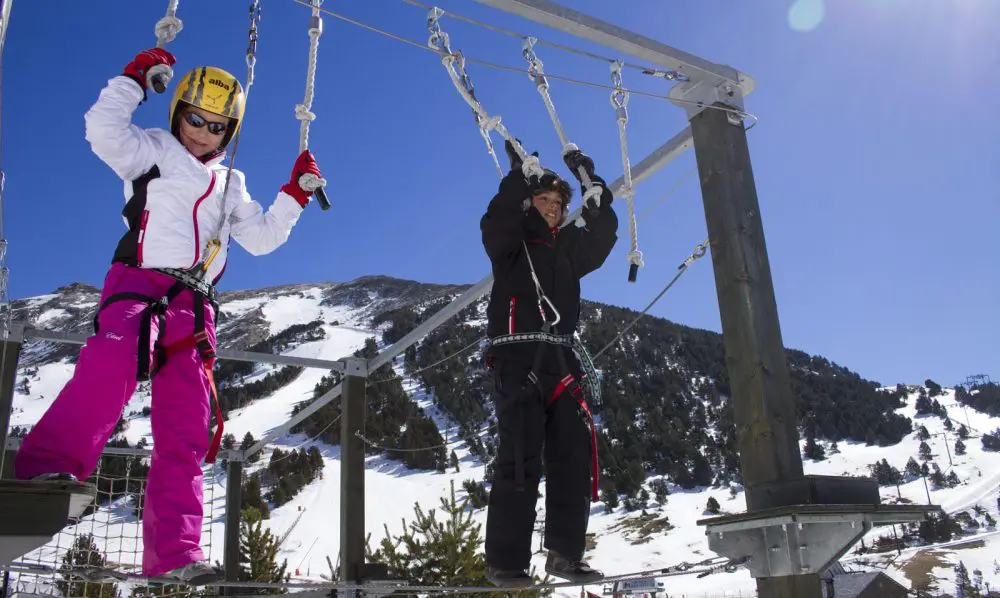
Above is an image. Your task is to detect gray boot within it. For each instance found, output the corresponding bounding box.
[545,551,604,583]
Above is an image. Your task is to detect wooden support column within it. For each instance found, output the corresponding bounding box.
[340,358,367,588]
[223,459,243,596]
[0,338,22,478]
[690,104,821,598]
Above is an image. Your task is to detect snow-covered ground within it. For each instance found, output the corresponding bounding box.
[8,295,999,597]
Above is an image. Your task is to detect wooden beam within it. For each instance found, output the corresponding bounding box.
[690,103,820,598]
[340,360,367,583]
[0,340,21,478]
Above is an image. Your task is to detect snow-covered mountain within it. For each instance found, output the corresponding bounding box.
[6,276,999,597]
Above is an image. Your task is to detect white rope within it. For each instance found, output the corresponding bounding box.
[523,37,570,149]
[521,36,604,214]
[148,1,182,92]
[611,60,643,275]
[154,10,182,47]
[297,0,323,154]
[427,8,544,183]
[292,0,330,196]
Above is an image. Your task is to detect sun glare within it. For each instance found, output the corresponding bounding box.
[788,0,825,32]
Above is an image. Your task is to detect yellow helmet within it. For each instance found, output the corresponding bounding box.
[169,66,246,151]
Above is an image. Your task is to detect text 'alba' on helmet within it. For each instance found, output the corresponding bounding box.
[169,66,246,151]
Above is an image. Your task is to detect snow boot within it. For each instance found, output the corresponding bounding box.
[159,561,223,586]
[545,551,604,584]
[486,566,534,588]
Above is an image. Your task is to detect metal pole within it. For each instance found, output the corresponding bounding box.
[470,0,750,94]
[688,103,819,598]
[18,325,347,373]
[941,430,952,466]
[223,460,243,595]
[340,358,367,587]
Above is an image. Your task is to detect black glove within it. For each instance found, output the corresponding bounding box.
[498,166,531,206]
[563,149,596,185]
[582,174,614,217]
[504,138,538,173]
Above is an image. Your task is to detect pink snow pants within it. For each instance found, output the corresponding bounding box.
[14,262,217,577]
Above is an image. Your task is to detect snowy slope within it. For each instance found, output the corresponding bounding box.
[7,283,1000,597]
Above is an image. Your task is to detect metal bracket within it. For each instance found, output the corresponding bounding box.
[5,319,24,343]
[700,504,938,578]
[668,78,745,125]
[344,357,369,378]
[0,479,98,567]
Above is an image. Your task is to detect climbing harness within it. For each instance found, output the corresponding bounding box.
[610,60,643,282]
[427,8,547,186]
[520,37,607,228]
[92,268,225,464]
[148,0,182,94]
[485,239,602,500]
[293,0,331,210]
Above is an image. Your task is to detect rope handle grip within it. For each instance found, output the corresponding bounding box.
[151,13,182,94]
[298,173,331,211]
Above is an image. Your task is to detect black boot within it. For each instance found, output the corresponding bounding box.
[486,566,534,589]
[545,552,604,584]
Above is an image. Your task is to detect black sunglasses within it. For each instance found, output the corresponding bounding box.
[183,111,228,135]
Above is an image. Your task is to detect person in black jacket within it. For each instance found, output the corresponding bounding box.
[480,140,618,588]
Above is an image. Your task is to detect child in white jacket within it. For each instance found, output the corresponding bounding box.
[14,47,325,584]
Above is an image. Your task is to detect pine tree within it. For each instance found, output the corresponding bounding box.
[450,450,460,473]
[57,534,122,598]
[650,478,669,505]
[241,432,261,464]
[905,457,922,478]
[803,434,826,461]
[917,425,930,440]
[706,496,721,515]
[915,394,933,415]
[956,438,967,456]
[239,507,289,593]
[954,560,979,598]
[959,424,970,439]
[919,441,933,461]
[366,481,547,597]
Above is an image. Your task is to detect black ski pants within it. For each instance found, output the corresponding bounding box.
[485,357,594,571]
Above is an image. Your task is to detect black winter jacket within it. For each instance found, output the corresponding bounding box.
[481,168,618,371]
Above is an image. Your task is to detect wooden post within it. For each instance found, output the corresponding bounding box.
[689,104,822,598]
[223,459,243,596]
[340,358,367,587]
[0,339,22,478]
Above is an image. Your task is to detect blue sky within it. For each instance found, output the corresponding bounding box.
[2,0,997,387]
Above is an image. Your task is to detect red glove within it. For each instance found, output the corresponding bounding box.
[281,150,325,208]
[122,48,176,93]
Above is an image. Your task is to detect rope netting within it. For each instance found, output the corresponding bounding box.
[5,449,221,598]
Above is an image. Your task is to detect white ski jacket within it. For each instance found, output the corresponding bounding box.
[84,75,303,284]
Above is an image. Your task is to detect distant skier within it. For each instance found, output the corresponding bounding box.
[479,139,618,587]
[13,48,325,584]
